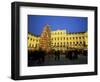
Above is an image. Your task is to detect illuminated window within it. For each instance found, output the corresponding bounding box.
[79,37,81,39]
[55,43,56,45]
[57,43,59,45]
[32,45,34,47]
[76,37,78,39]
[61,37,62,40]
[67,42,68,44]
[29,44,31,47]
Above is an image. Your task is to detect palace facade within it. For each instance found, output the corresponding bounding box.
[28,33,40,51]
[28,25,88,52]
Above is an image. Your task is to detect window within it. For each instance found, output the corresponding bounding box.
[67,42,69,45]
[29,44,31,47]
[64,42,65,46]
[80,42,82,44]
[55,43,56,45]
[79,37,81,39]
[32,45,34,47]
[57,43,59,45]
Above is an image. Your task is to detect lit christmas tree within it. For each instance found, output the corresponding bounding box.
[39,24,51,52]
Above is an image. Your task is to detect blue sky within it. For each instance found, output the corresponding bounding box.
[28,15,87,36]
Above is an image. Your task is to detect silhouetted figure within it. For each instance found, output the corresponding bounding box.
[28,49,46,66]
[54,50,60,61]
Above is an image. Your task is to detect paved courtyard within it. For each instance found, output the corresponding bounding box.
[28,54,87,66]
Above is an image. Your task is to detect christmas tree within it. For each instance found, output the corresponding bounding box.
[39,24,51,52]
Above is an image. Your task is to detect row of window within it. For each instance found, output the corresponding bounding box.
[28,37,39,42]
[51,36,87,41]
[28,41,86,48]
[52,44,85,48]
[29,43,86,48]
[51,32,87,35]
[28,44,38,48]
[51,32,65,35]
[28,36,87,42]
[52,41,86,45]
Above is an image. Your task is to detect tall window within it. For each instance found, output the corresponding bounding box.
[61,37,62,40]
[28,37,29,40]
[76,37,78,39]
[79,37,81,39]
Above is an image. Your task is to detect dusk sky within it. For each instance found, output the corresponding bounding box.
[28,15,87,36]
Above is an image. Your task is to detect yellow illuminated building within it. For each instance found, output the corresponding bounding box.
[51,30,88,51]
[28,25,88,52]
[28,33,40,51]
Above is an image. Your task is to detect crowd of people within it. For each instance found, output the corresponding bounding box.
[28,49,87,66]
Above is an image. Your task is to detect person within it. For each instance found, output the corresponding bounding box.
[54,50,60,61]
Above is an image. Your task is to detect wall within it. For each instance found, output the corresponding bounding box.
[0,0,99,82]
